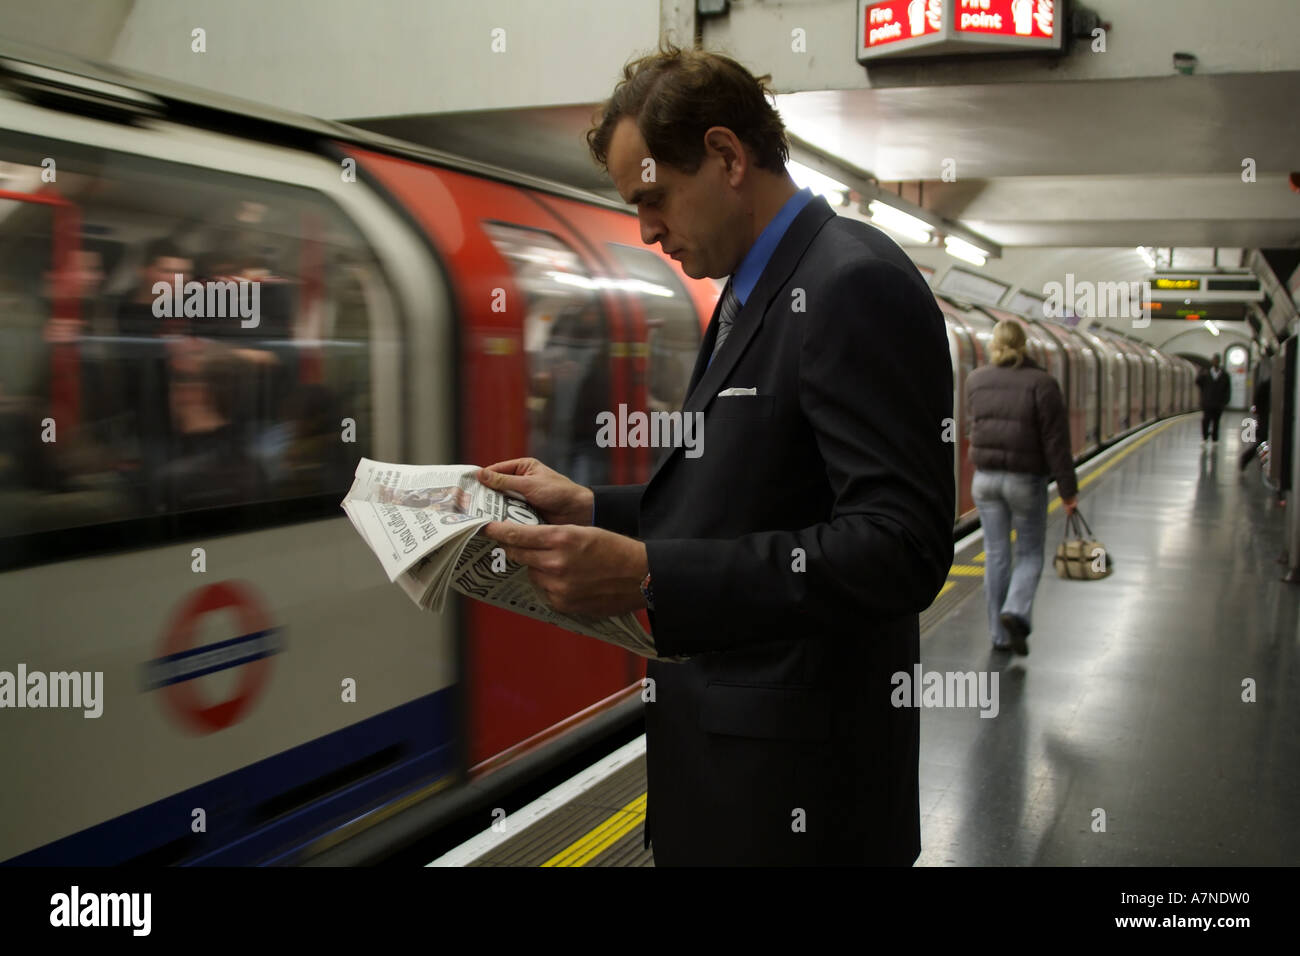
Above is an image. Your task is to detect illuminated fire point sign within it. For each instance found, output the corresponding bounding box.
[862,0,943,50]
[858,0,1063,62]
[953,0,1056,38]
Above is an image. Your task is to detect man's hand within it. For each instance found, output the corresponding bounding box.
[1062,495,1078,516]
[480,522,648,618]
[478,458,594,527]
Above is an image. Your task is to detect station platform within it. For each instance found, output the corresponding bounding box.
[430,414,1299,866]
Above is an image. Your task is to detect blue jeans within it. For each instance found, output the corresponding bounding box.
[972,469,1048,646]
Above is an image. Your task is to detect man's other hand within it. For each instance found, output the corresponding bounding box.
[478,458,594,527]
[480,522,648,618]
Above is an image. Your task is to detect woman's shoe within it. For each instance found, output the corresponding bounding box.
[999,613,1030,656]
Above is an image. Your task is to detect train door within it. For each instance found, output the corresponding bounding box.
[1066,330,1100,453]
[1139,349,1158,423]
[1035,321,1084,453]
[1118,340,1143,431]
[944,315,978,521]
[524,194,713,485]
[342,153,664,773]
[524,194,711,689]
[952,301,995,365]
[935,298,980,520]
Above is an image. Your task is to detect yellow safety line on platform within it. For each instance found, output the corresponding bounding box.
[541,793,647,867]
[949,418,1184,586]
[1049,418,1182,513]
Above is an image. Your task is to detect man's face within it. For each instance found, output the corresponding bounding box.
[606,117,745,280]
[146,255,192,291]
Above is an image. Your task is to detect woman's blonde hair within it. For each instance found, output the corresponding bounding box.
[990,319,1028,368]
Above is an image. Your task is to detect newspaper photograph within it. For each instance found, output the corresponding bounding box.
[341,458,673,660]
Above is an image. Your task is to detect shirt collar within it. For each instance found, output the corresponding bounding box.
[730,187,815,306]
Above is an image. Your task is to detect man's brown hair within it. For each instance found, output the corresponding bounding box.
[586,42,789,176]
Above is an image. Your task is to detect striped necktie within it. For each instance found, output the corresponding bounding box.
[708,279,740,365]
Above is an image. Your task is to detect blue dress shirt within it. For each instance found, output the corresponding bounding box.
[730,186,814,306]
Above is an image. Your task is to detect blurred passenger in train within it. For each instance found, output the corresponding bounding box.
[536,303,610,486]
[0,402,128,536]
[1240,352,1272,472]
[189,230,298,459]
[966,319,1079,656]
[0,248,134,534]
[118,239,193,340]
[112,240,194,505]
[0,245,128,534]
[263,383,352,497]
[155,343,264,512]
[1195,353,1230,445]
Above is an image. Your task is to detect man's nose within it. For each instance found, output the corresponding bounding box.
[639,212,664,247]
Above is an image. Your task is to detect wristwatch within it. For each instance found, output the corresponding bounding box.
[639,572,655,611]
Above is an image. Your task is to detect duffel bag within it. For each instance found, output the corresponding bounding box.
[1054,508,1113,580]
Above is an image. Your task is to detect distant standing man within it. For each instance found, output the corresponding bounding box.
[1195,354,1231,444]
[478,44,954,865]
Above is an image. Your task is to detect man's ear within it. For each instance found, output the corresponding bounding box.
[703,127,746,183]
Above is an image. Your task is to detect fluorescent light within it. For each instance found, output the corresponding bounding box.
[1136,246,1157,270]
[546,271,673,297]
[787,160,849,206]
[944,236,988,267]
[867,201,932,244]
[1204,321,1220,336]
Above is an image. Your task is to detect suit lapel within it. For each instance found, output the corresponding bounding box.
[681,195,837,417]
[645,195,838,490]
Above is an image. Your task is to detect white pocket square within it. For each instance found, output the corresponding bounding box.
[717,387,757,397]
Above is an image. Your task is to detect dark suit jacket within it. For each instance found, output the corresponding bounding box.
[592,195,955,865]
[1195,368,1231,410]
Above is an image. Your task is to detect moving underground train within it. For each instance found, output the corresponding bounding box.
[0,46,1197,865]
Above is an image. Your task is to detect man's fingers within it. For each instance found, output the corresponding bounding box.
[477,467,535,503]
[480,458,540,478]
[480,521,553,550]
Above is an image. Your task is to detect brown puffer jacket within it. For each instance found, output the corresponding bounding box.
[965,356,1079,499]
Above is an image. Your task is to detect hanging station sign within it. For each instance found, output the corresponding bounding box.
[857,0,1064,62]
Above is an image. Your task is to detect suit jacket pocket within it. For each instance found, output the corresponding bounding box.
[708,394,774,420]
[700,682,832,741]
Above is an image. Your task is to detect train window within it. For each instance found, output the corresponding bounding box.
[604,243,701,437]
[0,132,391,542]
[481,221,613,486]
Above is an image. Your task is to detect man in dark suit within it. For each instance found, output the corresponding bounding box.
[480,45,954,865]
[1195,354,1232,443]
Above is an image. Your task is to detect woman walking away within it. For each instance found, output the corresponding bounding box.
[966,320,1079,656]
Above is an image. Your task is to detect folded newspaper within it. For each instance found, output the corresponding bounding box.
[340,458,669,660]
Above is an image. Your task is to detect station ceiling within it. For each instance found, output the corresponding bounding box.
[354,69,1300,251]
